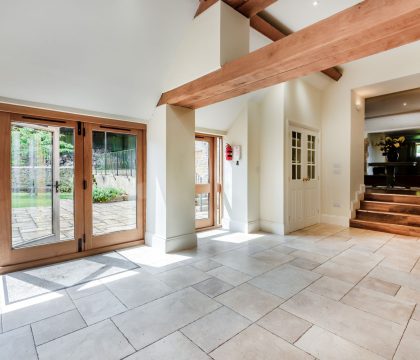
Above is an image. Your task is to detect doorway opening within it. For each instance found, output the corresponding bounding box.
[195,134,223,230]
[0,111,146,272]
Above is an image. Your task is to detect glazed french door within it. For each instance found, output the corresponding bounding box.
[83,124,144,249]
[0,112,145,268]
[0,114,83,266]
[289,127,320,232]
[195,135,215,229]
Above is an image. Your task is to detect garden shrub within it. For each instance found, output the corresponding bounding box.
[93,187,125,203]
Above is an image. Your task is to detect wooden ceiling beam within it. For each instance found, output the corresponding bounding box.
[160,0,420,109]
[195,0,219,18]
[236,0,277,18]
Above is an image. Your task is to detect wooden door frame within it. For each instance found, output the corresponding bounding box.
[195,133,223,230]
[286,123,321,233]
[0,114,84,267]
[0,104,146,273]
[83,123,146,250]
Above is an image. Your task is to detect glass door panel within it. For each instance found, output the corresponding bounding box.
[91,131,137,236]
[11,123,57,248]
[195,136,214,229]
[85,124,143,249]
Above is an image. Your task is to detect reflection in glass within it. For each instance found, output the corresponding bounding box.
[11,124,75,249]
[195,193,209,220]
[92,131,137,236]
[195,140,209,184]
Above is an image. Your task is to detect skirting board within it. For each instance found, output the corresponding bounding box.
[145,232,197,253]
[321,214,349,227]
[222,219,260,233]
[260,220,285,235]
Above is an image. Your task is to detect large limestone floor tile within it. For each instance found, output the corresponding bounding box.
[192,277,233,298]
[31,309,86,345]
[211,252,278,276]
[155,265,211,290]
[370,265,420,292]
[289,249,330,264]
[210,324,314,360]
[192,259,222,272]
[358,276,401,296]
[37,319,134,360]
[281,290,404,359]
[112,287,220,350]
[307,276,353,301]
[394,319,420,360]
[215,283,284,321]
[341,286,415,325]
[296,326,385,360]
[257,308,312,343]
[329,248,384,268]
[251,249,295,267]
[1,290,75,332]
[314,261,370,284]
[181,306,251,353]
[102,269,173,308]
[74,289,126,325]
[126,331,210,360]
[66,279,107,300]
[207,265,252,286]
[0,326,37,360]
[249,265,321,299]
[289,257,321,270]
[381,254,419,273]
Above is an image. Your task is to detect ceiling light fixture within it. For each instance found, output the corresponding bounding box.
[313,0,319,6]
[403,102,408,106]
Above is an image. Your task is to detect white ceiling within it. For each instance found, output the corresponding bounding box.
[0,0,197,122]
[264,0,363,32]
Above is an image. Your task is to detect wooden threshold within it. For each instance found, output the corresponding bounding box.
[0,240,145,275]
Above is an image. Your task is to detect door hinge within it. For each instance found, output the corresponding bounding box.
[77,122,86,136]
[78,234,86,252]
[83,180,87,190]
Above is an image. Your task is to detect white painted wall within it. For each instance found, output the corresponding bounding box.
[247,101,261,231]
[321,41,420,225]
[259,84,286,234]
[223,107,249,232]
[146,105,196,252]
[164,1,249,91]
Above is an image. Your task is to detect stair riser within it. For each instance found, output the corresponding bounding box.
[350,220,420,237]
[356,211,420,227]
[360,202,420,215]
[365,193,420,205]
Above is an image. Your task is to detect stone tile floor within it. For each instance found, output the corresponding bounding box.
[1,223,420,359]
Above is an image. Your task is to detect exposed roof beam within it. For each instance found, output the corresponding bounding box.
[195,0,218,18]
[235,0,277,18]
[159,0,420,109]
[195,0,342,81]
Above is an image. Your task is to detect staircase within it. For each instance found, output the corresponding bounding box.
[350,192,420,237]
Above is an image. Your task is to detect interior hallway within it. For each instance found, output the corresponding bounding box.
[1,224,419,359]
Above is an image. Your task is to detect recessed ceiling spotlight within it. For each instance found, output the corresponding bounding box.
[313,0,319,6]
[403,102,408,106]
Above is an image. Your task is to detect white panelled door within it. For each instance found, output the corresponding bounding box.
[289,127,320,232]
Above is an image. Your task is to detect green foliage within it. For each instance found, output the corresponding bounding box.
[11,126,74,166]
[59,178,73,193]
[92,187,125,203]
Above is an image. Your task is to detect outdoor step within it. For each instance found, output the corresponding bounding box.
[350,219,420,237]
[364,193,420,205]
[360,201,420,216]
[356,209,420,227]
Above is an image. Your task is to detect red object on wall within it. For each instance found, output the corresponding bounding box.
[225,144,233,161]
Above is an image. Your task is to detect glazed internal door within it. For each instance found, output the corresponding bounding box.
[195,136,215,229]
[289,127,320,232]
[0,114,83,266]
[83,124,144,250]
